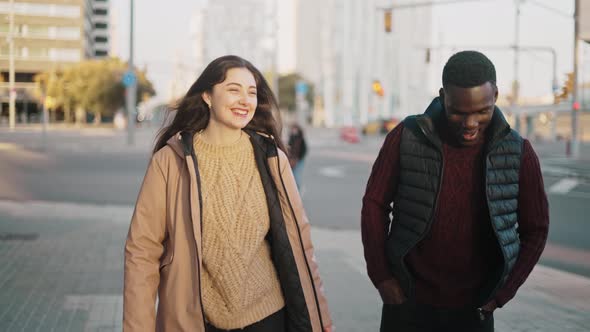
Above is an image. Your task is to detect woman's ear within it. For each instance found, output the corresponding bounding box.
[201,92,211,108]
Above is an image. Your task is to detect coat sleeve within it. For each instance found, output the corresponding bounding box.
[278,150,333,329]
[123,155,168,331]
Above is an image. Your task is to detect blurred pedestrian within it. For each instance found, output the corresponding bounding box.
[288,123,308,189]
[124,55,332,332]
[361,50,549,332]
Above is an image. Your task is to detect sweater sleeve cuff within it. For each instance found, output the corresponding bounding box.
[494,291,514,308]
[369,267,394,289]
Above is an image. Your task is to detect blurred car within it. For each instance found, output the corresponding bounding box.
[362,117,399,135]
[340,126,360,143]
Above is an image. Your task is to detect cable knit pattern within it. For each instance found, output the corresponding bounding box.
[194,131,285,329]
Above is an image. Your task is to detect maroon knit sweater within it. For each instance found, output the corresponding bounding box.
[361,122,549,308]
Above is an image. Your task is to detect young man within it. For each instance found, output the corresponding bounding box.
[361,51,549,332]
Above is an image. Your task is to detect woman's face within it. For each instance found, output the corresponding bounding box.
[202,67,258,131]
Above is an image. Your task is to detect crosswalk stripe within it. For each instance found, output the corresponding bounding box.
[549,178,579,194]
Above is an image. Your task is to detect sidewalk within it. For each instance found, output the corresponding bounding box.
[0,200,588,331]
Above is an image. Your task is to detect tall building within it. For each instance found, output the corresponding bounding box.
[190,0,276,84]
[296,0,433,127]
[202,0,270,70]
[167,0,278,102]
[86,0,110,58]
[0,0,110,122]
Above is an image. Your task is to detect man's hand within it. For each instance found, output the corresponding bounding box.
[377,278,407,304]
[481,299,498,313]
[323,325,334,332]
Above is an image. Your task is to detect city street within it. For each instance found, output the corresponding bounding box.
[1,126,589,331]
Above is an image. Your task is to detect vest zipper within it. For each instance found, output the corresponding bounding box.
[405,126,445,298]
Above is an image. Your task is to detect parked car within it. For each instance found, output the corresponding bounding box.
[362,117,399,135]
[340,126,360,143]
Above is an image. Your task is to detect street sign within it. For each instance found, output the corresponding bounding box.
[122,70,137,87]
[295,81,308,95]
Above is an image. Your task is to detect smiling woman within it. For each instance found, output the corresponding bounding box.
[200,67,259,144]
[124,55,333,332]
[152,55,285,154]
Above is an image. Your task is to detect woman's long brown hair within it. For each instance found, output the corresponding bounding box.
[153,55,286,154]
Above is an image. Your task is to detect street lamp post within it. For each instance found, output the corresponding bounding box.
[512,0,522,133]
[126,0,136,145]
[8,0,16,130]
[272,0,279,100]
[571,0,581,158]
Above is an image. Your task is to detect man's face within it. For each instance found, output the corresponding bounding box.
[440,82,498,147]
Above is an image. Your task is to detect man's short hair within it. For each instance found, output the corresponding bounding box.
[442,50,496,88]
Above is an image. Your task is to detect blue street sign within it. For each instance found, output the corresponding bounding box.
[122,70,137,87]
[295,81,308,95]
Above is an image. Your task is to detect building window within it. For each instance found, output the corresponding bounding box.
[93,8,108,15]
[29,47,49,58]
[18,25,80,40]
[28,25,49,36]
[94,22,108,29]
[50,48,81,62]
[94,36,108,43]
[0,3,81,18]
[95,50,108,57]
[56,27,81,39]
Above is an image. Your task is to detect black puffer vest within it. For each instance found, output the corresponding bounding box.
[385,97,523,306]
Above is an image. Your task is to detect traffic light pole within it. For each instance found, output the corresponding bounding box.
[126,0,136,145]
[512,0,522,133]
[571,0,580,158]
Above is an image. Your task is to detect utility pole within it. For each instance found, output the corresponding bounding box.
[512,0,522,133]
[272,0,279,101]
[126,0,136,145]
[8,0,16,130]
[571,0,581,158]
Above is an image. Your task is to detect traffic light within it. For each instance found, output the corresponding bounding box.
[372,80,384,97]
[384,10,392,33]
[564,72,574,96]
[555,72,574,103]
[573,101,581,111]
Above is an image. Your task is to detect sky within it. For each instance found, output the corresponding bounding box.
[111,0,296,100]
[110,0,583,102]
[430,0,578,101]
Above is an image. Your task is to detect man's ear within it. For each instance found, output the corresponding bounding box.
[439,88,445,103]
[493,85,499,102]
[202,92,211,108]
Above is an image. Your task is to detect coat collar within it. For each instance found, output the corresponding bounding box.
[416,96,512,149]
[166,129,278,158]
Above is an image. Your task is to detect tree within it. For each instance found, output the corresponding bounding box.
[278,73,314,113]
[34,58,156,124]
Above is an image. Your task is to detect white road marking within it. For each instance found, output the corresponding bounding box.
[318,166,345,178]
[549,178,579,194]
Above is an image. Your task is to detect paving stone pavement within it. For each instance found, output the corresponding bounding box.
[0,200,589,331]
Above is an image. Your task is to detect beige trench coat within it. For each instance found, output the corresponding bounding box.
[124,131,332,331]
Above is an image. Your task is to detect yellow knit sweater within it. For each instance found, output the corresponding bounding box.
[194,131,285,329]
